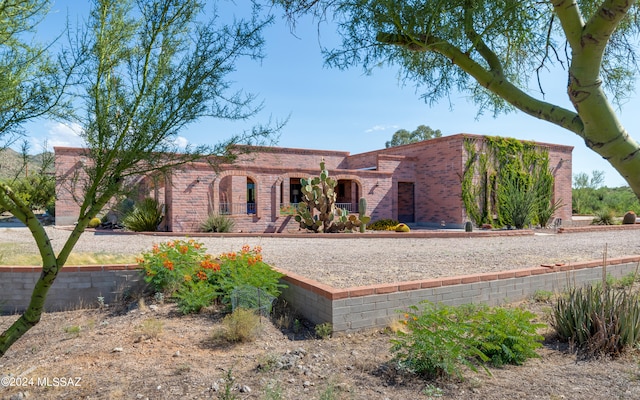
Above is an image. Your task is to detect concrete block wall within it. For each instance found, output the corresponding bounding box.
[279,256,640,332]
[0,265,144,314]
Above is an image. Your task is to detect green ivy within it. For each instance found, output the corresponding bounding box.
[461,136,558,228]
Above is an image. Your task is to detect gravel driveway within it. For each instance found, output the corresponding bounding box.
[1,226,639,288]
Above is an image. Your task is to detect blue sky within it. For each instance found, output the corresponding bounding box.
[22,1,640,188]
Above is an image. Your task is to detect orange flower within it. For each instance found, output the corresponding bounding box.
[167,241,175,248]
[136,257,145,264]
[254,245,262,253]
[404,313,409,319]
[193,243,201,249]
[196,271,207,281]
[200,258,220,271]
[179,245,189,254]
[241,244,250,253]
[255,254,263,262]
[163,259,174,270]
[247,257,256,266]
[152,244,160,254]
[184,274,192,282]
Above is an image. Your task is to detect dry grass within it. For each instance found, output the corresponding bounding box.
[0,243,136,265]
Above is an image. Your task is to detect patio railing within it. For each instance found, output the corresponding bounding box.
[219,202,256,215]
[280,202,355,214]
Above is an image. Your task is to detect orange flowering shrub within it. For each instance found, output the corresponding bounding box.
[138,240,284,314]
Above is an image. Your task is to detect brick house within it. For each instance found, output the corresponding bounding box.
[54,133,573,232]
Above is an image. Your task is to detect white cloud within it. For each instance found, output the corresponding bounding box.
[364,124,399,133]
[43,122,85,150]
[173,136,189,149]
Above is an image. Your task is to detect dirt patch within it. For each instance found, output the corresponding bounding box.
[1,299,639,400]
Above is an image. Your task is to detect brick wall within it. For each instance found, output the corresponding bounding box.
[55,134,573,232]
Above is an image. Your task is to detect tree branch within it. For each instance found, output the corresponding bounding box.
[376,31,583,136]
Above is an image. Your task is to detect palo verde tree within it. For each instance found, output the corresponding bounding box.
[275,0,640,199]
[0,0,71,150]
[385,124,442,148]
[0,0,277,356]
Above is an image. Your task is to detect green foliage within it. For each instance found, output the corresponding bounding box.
[391,302,543,380]
[175,280,220,314]
[216,246,286,306]
[573,172,640,215]
[200,213,235,233]
[532,290,554,303]
[122,198,163,232]
[385,125,442,148]
[462,137,557,229]
[498,172,537,229]
[591,209,617,225]
[367,219,400,230]
[139,241,285,315]
[0,0,277,356]
[0,163,55,215]
[551,283,640,357]
[315,322,333,339]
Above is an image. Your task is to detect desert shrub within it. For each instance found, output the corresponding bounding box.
[315,322,333,339]
[140,239,208,296]
[498,175,537,229]
[216,245,286,306]
[139,318,164,339]
[622,211,637,225]
[200,213,235,232]
[217,308,262,342]
[535,198,563,228]
[88,217,101,228]
[368,219,400,231]
[551,284,640,357]
[591,208,617,225]
[391,302,543,380]
[123,197,163,232]
[395,223,410,232]
[175,279,220,314]
[139,241,285,314]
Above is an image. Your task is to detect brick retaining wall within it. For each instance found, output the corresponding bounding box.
[2,255,639,334]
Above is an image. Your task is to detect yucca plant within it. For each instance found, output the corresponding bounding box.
[200,213,235,233]
[122,197,163,232]
[591,209,617,225]
[551,282,640,357]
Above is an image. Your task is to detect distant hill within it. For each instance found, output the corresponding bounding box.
[0,148,54,180]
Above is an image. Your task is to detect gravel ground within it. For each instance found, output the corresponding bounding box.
[1,226,639,288]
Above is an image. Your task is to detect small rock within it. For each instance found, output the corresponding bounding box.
[303,381,313,388]
[288,378,296,384]
[149,305,159,311]
[211,382,220,392]
[173,351,180,357]
[156,385,162,390]
[239,385,251,393]
[112,347,123,353]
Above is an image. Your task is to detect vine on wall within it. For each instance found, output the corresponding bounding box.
[461,136,559,228]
